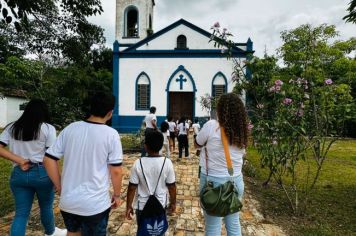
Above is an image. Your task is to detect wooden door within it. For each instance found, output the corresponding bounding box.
[169,92,194,121]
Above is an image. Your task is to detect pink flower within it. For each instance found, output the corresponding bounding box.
[248,122,254,131]
[268,86,276,92]
[325,79,333,85]
[283,98,293,105]
[256,104,264,109]
[275,85,281,92]
[213,22,220,28]
[296,109,304,117]
[274,80,283,86]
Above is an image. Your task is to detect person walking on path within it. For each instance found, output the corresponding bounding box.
[192,118,201,156]
[0,99,67,236]
[141,106,158,157]
[160,121,170,158]
[167,117,177,153]
[177,117,190,160]
[43,92,124,236]
[195,93,248,236]
[126,130,176,235]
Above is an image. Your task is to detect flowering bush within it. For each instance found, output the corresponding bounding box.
[209,23,354,214]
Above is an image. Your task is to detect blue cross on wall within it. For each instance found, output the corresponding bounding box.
[176,74,187,90]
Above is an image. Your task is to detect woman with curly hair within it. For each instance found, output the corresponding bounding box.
[195,93,248,236]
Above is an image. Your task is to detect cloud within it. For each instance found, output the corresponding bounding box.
[92,0,355,56]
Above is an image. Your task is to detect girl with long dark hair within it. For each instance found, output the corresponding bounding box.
[0,99,66,236]
[195,93,248,235]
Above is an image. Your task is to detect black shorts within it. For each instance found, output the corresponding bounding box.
[169,131,176,139]
[61,208,110,235]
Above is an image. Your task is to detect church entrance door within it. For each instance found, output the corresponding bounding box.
[169,92,194,121]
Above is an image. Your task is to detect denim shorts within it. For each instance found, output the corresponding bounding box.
[61,208,110,236]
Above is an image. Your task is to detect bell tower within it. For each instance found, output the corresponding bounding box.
[115,0,155,44]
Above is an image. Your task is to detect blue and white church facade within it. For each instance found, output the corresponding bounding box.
[112,0,253,133]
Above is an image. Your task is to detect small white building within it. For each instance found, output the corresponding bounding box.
[0,93,27,128]
[112,0,253,132]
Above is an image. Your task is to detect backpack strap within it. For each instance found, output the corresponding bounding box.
[139,157,167,195]
[154,157,166,194]
[139,158,151,194]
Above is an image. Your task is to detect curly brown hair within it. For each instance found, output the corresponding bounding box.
[217,93,248,148]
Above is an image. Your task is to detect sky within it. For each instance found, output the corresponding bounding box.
[89,0,355,57]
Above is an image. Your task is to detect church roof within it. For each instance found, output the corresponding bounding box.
[122,18,252,53]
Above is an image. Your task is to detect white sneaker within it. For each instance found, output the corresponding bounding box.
[45,227,67,236]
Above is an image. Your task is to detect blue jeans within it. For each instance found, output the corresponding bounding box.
[10,165,55,236]
[199,173,244,236]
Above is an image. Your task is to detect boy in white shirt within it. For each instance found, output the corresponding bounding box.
[141,106,157,157]
[44,92,123,236]
[126,130,176,231]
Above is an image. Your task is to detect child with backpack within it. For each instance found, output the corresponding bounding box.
[126,130,176,236]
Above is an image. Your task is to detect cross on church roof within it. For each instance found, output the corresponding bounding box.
[176,74,187,90]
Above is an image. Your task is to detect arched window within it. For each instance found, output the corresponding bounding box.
[212,72,227,98]
[125,6,138,37]
[176,35,187,49]
[136,73,151,110]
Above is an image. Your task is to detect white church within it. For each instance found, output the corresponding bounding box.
[112,0,253,132]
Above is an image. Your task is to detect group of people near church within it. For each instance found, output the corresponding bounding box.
[0,91,249,236]
[142,108,202,160]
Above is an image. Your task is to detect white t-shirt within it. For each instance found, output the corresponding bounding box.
[192,123,201,135]
[46,121,123,216]
[177,122,189,135]
[196,120,245,177]
[129,156,175,210]
[163,131,170,144]
[168,122,176,132]
[0,123,56,164]
[144,113,157,129]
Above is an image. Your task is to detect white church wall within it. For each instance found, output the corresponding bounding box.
[118,57,237,118]
[0,96,26,128]
[137,24,218,51]
[0,97,7,128]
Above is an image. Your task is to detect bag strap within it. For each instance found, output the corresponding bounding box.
[221,127,234,176]
[139,157,167,195]
[204,146,209,176]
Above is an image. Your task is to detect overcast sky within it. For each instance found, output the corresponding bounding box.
[89,0,355,57]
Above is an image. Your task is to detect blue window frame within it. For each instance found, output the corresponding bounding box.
[212,72,228,98]
[135,72,151,110]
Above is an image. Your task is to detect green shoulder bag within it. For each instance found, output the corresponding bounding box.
[200,127,243,217]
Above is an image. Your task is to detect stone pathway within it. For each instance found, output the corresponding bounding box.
[0,150,286,236]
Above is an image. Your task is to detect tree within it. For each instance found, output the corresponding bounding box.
[207,23,355,214]
[0,22,24,63]
[0,0,105,63]
[344,0,356,23]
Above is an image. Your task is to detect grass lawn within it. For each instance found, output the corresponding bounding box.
[0,158,14,217]
[246,139,356,236]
